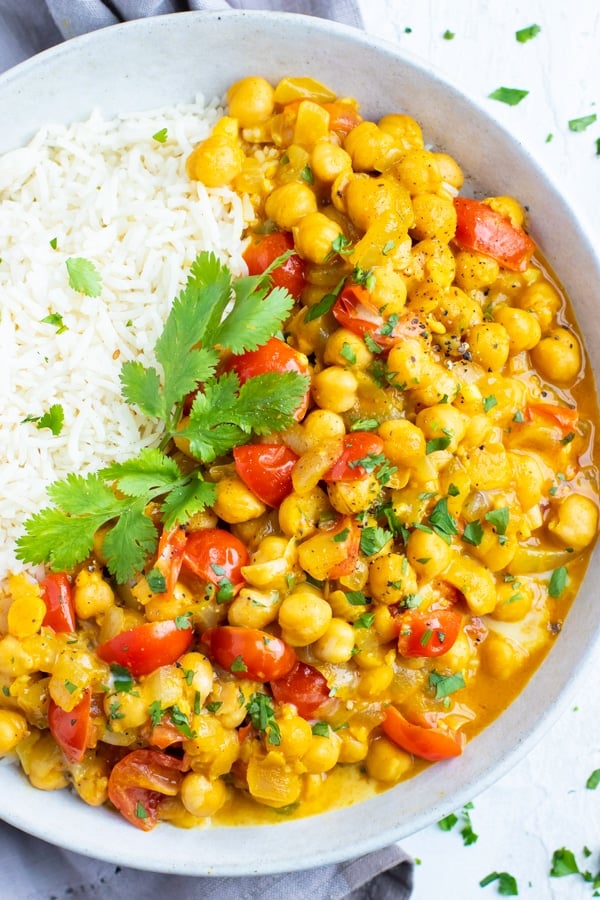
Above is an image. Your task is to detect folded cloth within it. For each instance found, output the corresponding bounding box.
[0,1,413,897]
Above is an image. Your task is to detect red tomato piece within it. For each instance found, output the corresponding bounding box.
[96,621,193,678]
[107,749,187,831]
[271,661,330,718]
[453,197,536,272]
[233,443,299,507]
[525,403,579,434]
[40,571,76,633]
[224,336,310,420]
[321,101,362,137]
[48,688,92,764]
[396,609,462,658]
[182,528,249,598]
[201,626,297,682]
[325,517,361,580]
[152,526,188,601]
[243,230,307,300]
[322,432,385,482]
[382,706,465,761]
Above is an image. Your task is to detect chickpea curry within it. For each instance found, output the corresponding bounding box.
[1,75,598,831]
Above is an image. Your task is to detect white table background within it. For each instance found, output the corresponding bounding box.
[356,1,600,897]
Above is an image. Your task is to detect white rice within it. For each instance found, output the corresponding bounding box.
[0,96,253,585]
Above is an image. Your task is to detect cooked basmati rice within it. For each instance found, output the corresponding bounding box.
[0,96,253,587]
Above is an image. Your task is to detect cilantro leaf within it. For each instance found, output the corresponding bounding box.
[41,312,67,334]
[36,404,64,436]
[159,475,217,529]
[479,871,518,895]
[488,87,529,106]
[428,498,459,544]
[101,448,182,498]
[213,284,294,354]
[429,671,466,699]
[65,257,102,296]
[550,847,580,877]
[360,526,392,556]
[463,519,484,546]
[568,114,597,133]
[15,503,111,572]
[119,361,166,420]
[485,507,509,536]
[100,500,158,583]
[438,812,458,831]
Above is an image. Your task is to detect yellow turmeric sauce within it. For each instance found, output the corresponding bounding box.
[0,75,598,831]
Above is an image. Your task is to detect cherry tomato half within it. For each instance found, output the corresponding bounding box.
[201,626,297,681]
[453,197,536,272]
[233,443,299,507]
[224,336,310,420]
[382,706,465,761]
[271,661,330,718]
[41,571,76,633]
[107,749,187,831]
[322,432,385,482]
[48,688,92,764]
[182,528,249,598]
[96,621,193,677]
[395,609,463,658]
[243,230,307,300]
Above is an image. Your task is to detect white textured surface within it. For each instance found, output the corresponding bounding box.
[357,2,600,897]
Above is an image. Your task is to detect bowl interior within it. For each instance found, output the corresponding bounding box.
[0,10,598,876]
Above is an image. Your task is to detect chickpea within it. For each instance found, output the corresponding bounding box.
[301,409,347,450]
[508,451,547,510]
[406,528,453,580]
[145,580,194,622]
[279,486,331,539]
[292,212,344,264]
[6,581,45,640]
[416,404,467,452]
[104,690,147,733]
[181,772,228,818]
[387,339,437,390]
[292,439,344,493]
[324,328,374,370]
[492,580,534,622]
[327,474,380,515]
[313,618,356,663]
[343,121,398,172]
[212,475,266,523]
[433,152,464,190]
[393,148,442,195]
[514,281,561,330]
[460,442,510,491]
[74,568,115,620]
[246,752,302,807]
[185,715,239,779]
[358,663,394,697]
[410,238,456,288]
[328,588,368,624]
[209,680,253,729]
[453,249,500,292]
[18,732,68,791]
[311,140,352,183]
[370,265,408,316]
[484,195,524,227]
[493,306,541,353]
[278,715,313,758]
[365,736,412,783]
[368,553,417,605]
[481,632,526,679]
[178,652,214,706]
[378,418,425,467]
[264,182,318,229]
[344,174,412,232]
[436,285,483,333]
[186,133,244,187]
[278,588,332,645]
[547,494,598,551]
[0,708,29,754]
[372,605,398,642]
[466,322,510,371]
[228,588,282,629]
[301,728,341,773]
[529,327,582,385]
[378,113,424,150]
[227,76,275,126]
[410,193,457,242]
[311,365,358,412]
[439,630,473,672]
[444,556,497,615]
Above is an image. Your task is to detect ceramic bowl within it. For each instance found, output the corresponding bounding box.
[0,9,598,876]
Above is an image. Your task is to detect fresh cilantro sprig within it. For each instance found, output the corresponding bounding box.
[16,252,307,583]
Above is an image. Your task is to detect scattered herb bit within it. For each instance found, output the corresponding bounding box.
[515,23,541,43]
[429,671,466,699]
[420,628,433,647]
[483,395,498,413]
[135,801,148,820]
[596,137,600,156]
[438,812,458,831]
[246,693,281,745]
[152,127,168,143]
[304,276,345,322]
[463,519,484,547]
[548,566,568,598]
[443,29,455,40]
[513,410,525,423]
[382,239,396,255]
[170,704,195,739]
[108,701,125,721]
[22,404,65,436]
[447,483,460,497]
[353,612,376,629]
[340,342,357,365]
[333,527,351,543]
[550,847,580,877]
[66,257,102,297]
[311,722,330,737]
[300,164,314,184]
[331,233,353,256]
[346,590,369,606]
[404,26,412,33]
[426,436,451,454]
[488,87,529,106]
[175,612,193,630]
[568,114,597,133]
[146,568,167,594]
[485,507,509,536]
[479,871,519,895]
[460,806,478,846]
[110,664,134,694]
[350,452,386,474]
[206,701,223,714]
[230,655,248,673]
[359,526,392,556]
[586,768,600,790]
[546,133,554,143]
[148,700,164,727]
[428,498,459,544]
[41,313,67,334]
[64,680,77,694]
[350,417,379,432]
[49,236,58,249]
[560,431,575,446]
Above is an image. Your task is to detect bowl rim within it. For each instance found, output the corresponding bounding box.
[0,7,599,876]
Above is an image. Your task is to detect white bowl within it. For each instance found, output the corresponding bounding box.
[0,9,598,876]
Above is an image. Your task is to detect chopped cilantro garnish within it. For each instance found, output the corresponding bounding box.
[64,680,77,694]
[206,701,223,714]
[41,312,67,334]
[49,236,58,249]
[230,655,248,673]
[304,276,345,322]
[311,722,330,737]
[175,612,193,630]
[359,526,392,556]
[568,114,597,133]
[350,417,379,432]
[426,436,451,454]
[429,671,466,699]
[152,127,168,143]
[66,256,102,296]
[300,164,314,184]
[428,498,459,544]
[438,812,458,830]
[170,704,195,739]
[548,566,568,598]
[110,663,134,694]
[483,395,498,413]
[484,507,509,536]
[246,693,281,745]
[479,871,518,895]
[346,590,368,606]
[148,700,164,727]
[340,342,357,365]
[442,29,455,40]
[22,404,65,436]
[463,520,484,546]
[333,527,351,543]
[146,567,167,594]
[550,847,580,877]
[353,612,375,629]
[488,87,529,106]
[515,23,541,43]
[586,768,600,790]
[135,801,148,820]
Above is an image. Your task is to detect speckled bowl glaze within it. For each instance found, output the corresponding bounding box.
[0,9,598,876]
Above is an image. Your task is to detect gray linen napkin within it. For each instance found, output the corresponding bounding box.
[0,1,413,897]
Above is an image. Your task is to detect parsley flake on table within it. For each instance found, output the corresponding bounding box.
[442,29,455,40]
[568,114,597,133]
[515,23,541,43]
[16,252,307,584]
[550,847,580,877]
[65,256,102,296]
[488,87,529,106]
[152,127,168,143]
[586,768,600,790]
[479,871,519,895]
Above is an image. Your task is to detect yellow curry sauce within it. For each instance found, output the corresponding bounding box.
[0,76,598,830]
